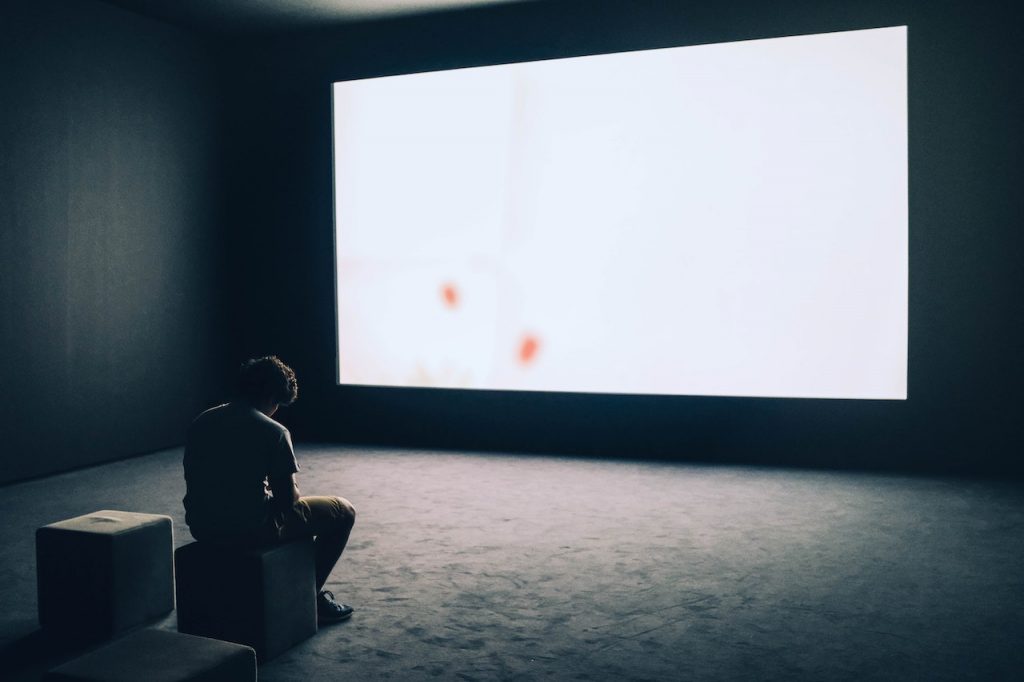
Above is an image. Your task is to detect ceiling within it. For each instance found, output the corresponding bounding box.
[101,0,542,34]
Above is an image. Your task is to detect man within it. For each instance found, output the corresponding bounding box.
[183,356,356,623]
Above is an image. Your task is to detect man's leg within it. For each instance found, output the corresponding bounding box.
[309,496,355,591]
[278,496,356,591]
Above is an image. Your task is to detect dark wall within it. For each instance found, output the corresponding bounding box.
[223,0,1023,475]
[0,0,230,484]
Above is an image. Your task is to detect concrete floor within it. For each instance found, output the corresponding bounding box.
[1,445,1023,680]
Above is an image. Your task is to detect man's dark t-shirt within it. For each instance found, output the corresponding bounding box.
[182,402,299,541]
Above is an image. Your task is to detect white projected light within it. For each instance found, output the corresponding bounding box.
[333,26,908,399]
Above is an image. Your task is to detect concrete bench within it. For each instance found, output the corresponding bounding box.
[175,538,317,661]
[36,510,174,639]
[44,628,256,681]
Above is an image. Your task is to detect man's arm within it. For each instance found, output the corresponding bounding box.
[268,473,300,513]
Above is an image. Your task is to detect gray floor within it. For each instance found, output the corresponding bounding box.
[1,445,1023,680]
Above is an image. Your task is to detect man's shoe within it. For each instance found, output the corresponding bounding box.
[318,590,354,623]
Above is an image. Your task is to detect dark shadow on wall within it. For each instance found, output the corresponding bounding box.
[0,0,233,484]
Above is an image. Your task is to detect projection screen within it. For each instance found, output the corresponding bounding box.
[332,26,908,399]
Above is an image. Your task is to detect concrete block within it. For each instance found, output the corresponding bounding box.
[37,510,174,638]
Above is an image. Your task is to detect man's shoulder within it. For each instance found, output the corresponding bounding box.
[252,408,290,439]
[192,403,229,423]
[190,403,287,438]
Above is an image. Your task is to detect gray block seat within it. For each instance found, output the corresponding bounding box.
[44,628,256,681]
[36,510,174,639]
[175,538,317,661]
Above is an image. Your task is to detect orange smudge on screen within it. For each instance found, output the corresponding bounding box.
[441,282,459,309]
[518,334,540,365]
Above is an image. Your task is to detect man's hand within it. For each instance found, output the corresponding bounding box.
[268,473,300,512]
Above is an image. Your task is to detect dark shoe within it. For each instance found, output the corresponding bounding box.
[318,590,354,623]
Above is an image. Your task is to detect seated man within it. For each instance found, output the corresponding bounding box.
[182,356,356,623]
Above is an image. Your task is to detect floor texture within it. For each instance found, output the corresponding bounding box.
[1,445,1023,680]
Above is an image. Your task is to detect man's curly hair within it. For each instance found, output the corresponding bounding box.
[236,356,298,407]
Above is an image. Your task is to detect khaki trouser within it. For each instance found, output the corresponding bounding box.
[267,495,356,592]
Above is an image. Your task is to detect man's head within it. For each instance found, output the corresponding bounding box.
[236,356,298,413]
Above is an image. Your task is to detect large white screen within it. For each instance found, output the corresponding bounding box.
[333,26,907,399]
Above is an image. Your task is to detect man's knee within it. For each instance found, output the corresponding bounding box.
[331,496,356,529]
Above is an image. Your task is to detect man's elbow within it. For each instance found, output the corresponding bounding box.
[271,491,298,514]
[269,476,300,510]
